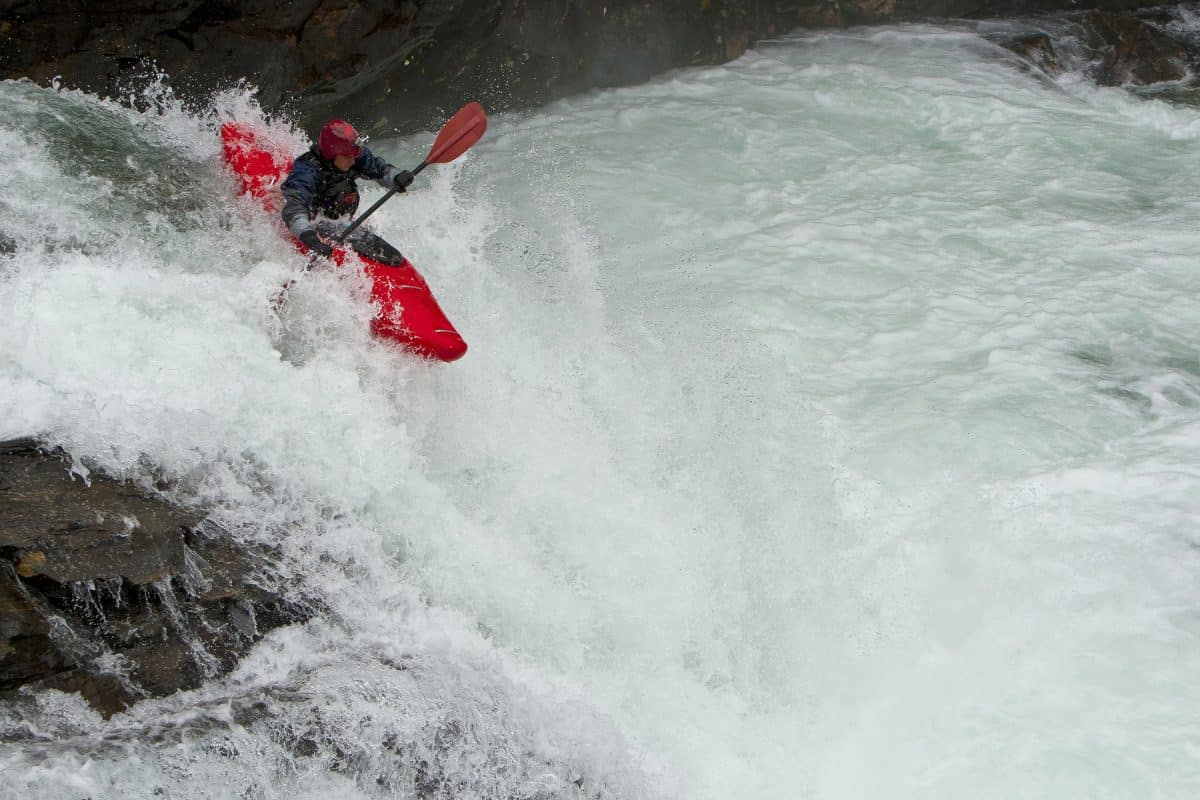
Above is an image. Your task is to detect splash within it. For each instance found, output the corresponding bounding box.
[4,21,1200,799]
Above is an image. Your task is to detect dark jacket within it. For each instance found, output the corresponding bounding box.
[280,146,398,238]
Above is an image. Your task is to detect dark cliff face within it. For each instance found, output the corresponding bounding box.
[0,0,1173,135]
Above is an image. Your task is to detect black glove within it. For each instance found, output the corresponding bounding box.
[393,169,414,192]
[298,229,333,258]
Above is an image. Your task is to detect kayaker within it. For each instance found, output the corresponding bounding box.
[280,119,414,264]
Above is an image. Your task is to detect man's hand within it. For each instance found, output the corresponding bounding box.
[298,230,334,258]
[393,170,414,192]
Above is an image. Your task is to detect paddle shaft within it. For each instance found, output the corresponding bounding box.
[332,161,429,244]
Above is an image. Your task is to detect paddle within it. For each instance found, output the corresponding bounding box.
[332,102,487,244]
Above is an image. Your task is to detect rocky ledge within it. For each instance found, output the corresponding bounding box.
[0,438,309,716]
[995,7,1200,86]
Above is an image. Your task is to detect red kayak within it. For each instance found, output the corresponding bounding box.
[220,122,468,362]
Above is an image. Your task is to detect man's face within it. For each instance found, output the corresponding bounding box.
[333,154,355,171]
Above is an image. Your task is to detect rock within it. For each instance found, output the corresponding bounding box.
[0,439,198,585]
[990,7,1200,88]
[0,438,311,717]
[0,564,72,689]
[1079,10,1193,85]
[0,1,483,133]
[1,0,1187,136]
[1001,32,1066,76]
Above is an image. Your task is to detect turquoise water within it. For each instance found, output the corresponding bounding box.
[3,23,1200,799]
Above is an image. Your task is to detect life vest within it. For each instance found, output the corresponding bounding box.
[297,148,361,219]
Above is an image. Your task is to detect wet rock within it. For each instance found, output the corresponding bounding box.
[1001,32,1067,76]
[990,7,1200,88]
[0,438,311,717]
[0,564,72,688]
[1,439,197,586]
[0,0,482,132]
[1080,10,1193,85]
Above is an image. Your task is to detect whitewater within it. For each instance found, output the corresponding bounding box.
[3,20,1200,800]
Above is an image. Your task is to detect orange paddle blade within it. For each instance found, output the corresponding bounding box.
[424,102,487,165]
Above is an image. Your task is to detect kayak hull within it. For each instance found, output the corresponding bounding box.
[220,122,467,362]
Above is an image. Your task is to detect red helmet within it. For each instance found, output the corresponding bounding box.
[318,119,363,160]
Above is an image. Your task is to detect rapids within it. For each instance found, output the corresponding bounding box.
[3,21,1200,800]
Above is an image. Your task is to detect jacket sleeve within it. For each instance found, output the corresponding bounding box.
[280,159,319,237]
[355,147,399,189]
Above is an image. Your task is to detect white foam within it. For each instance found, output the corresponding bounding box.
[4,21,1200,798]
